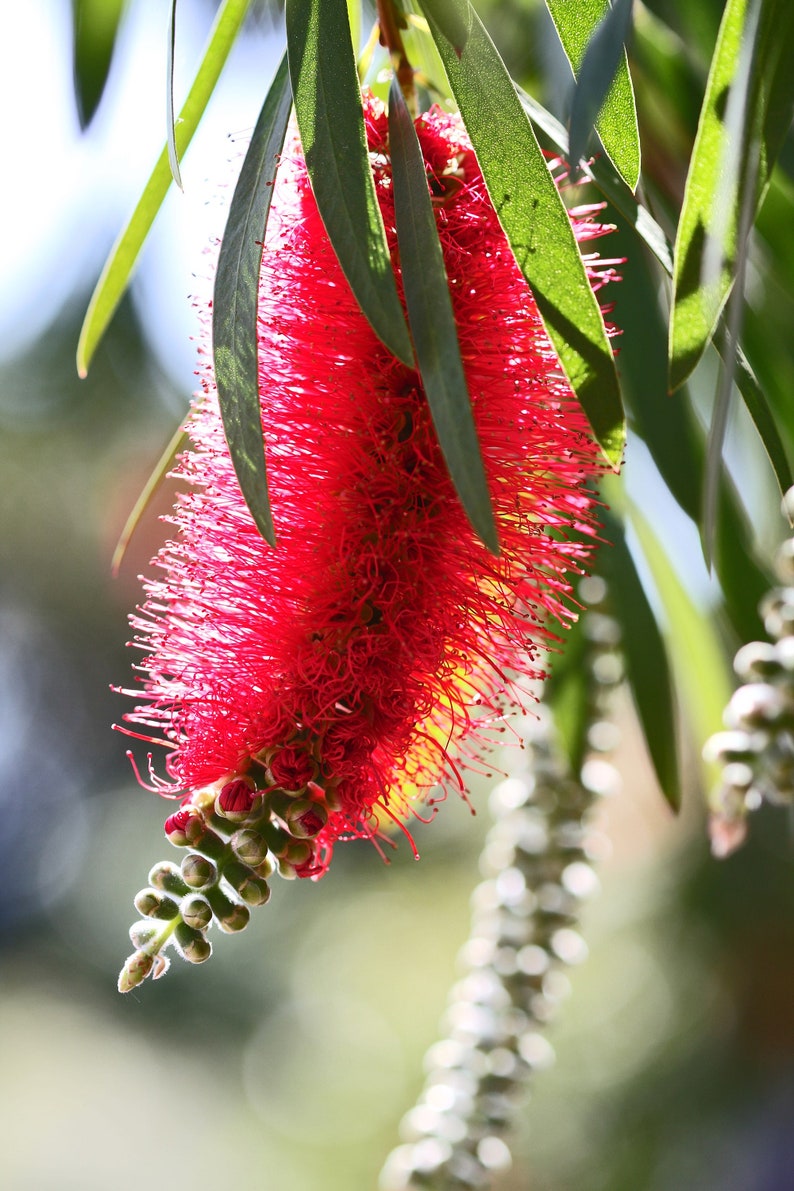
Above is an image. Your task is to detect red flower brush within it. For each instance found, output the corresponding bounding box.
[117,96,617,988]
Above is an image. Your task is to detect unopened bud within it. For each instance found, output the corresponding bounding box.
[223,860,271,906]
[181,853,218,889]
[129,920,160,948]
[181,896,213,930]
[206,886,250,932]
[134,888,180,920]
[231,827,270,867]
[271,793,328,838]
[118,950,155,993]
[216,777,261,822]
[175,922,212,964]
[164,808,197,847]
[148,861,189,897]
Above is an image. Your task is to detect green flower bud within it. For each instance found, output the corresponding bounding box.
[148,861,190,897]
[175,922,212,964]
[181,853,218,889]
[118,950,155,994]
[230,827,270,868]
[133,888,180,920]
[181,896,213,930]
[129,920,160,949]
[206,885,250,932]
[223,860,271,907]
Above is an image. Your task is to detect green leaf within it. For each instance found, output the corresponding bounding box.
[545,0,640,191]
[387,77,498,553]
[111,425,188,577]
[212,53,292,548]
[628,498,734,796]
[518,87,672,275]
[77,0,252,377]
[417,0,472,56]
[544,608,592,778]
[71,0,127,129]
[167,0,183,190]
[286,0,414,367]
[600,506,682,811]
[669,0,794,390]
[429,4,625,466]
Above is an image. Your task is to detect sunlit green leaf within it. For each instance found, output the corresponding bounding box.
[286,0,414,367]
[77,0,253,377]
[71,0,127,128]
[387,77,497,553]
[167,0,183,190]
[518,87,672,275]
[600,506,682,811]
[546,0,640,191]
[429,4,625,466]
[669,0,794,390]
[213,53,292,548]
[417,0,471,56]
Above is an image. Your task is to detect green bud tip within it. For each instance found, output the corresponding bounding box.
[118,950,155,993]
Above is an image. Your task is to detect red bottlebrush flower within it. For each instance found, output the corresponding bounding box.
[121,96,616,878]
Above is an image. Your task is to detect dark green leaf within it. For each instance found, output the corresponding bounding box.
[167,0,183,190]
[546,0,640,191]
[428,4,625,466]
[77,0,253,376]
[286,0,414,367]
[669,0,794,389]
[732,344,793,498]
[518,87,672,275]
[544,609,591,778]
[600,507,682,811]
[71,0,127,128]
[417,0,472,56]
[387,77,497,553]
[213,53,292,548]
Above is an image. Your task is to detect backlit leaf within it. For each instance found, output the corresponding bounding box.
[213,53,292,548]
[77,0,253,376]
[429,3,625,466]
[286,0,414,367]
[388,77,497,553]
[546,0,640,191]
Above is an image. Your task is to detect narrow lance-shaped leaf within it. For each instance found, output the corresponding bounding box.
[428,2,625,466]
[518,87,672,275]
[214,51,291,545]
[212,53,292,548]
[286,0,414,367]
[111,425,189,576]
[417,0,472,56]
[669,0,794,390]
[71,0,127,128]
[545,0,640,191]
[600,506,682,811]
[731,342,794,499]
[77,0,252,377]
[167,0,183,189]
[628,498,734,803]
[388,76,498,553]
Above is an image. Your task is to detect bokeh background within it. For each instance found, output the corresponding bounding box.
[1,1,793,1188]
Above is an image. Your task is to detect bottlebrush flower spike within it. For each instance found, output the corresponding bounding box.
[116,95,619,989]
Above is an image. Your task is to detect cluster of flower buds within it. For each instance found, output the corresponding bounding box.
[118,775,330,992]
[704,487,794,858]
[380,577,622,1190]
